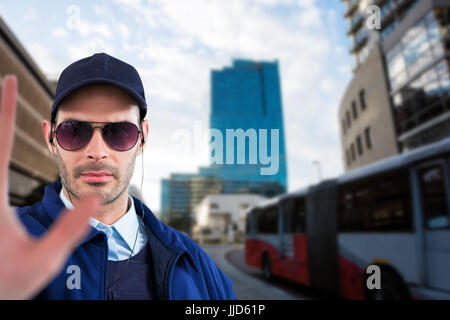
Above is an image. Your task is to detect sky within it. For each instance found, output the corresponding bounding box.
[0,0,353,215]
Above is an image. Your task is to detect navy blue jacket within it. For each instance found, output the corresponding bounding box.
[14,181,236,300]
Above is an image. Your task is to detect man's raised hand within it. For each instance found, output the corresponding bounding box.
[0,75,101,300]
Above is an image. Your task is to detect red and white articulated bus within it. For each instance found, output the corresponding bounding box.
[245,137,450,300]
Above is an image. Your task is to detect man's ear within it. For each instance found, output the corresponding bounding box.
[140,119,148,148]
[43,120,57,157]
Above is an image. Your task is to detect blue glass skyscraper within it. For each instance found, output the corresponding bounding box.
[160,59,288,231]
[201,59,287,192]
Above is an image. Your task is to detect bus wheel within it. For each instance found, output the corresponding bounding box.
[366,271,409,300]
[262,254,272,280]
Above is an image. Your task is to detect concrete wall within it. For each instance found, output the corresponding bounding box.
[1,18,58,205]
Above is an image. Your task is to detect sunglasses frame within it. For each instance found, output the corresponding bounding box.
[52,120,143,152]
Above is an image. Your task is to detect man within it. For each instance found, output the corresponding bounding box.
[3,53,236,299]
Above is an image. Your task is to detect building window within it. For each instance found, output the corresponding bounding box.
[346,110,351,128]
[239,203,250,210]
[346,149,351,167]
[350,10,364,30]
[351,143,356,162]
[355,27,367,47]
[381,20,399,41]
[352,101,358,119]
[380,0,396,21]
[365,127,372,149]
[356,135,363,156]
[394,60,449,136]
[386,11,446,91]
[342,119,346,135]
[359,89,366,110]
[210,203,219,209]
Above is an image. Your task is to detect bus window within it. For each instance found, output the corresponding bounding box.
[281,197,306,233]
[418,165,450,229]
[257,206,278,234]
[371,171,412,231]
[290,197,306,233]
[338,190,355,231]
[338,169,412,232]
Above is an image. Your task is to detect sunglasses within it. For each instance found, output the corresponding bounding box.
[52,121,142,152]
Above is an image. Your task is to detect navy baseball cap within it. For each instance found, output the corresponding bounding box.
[51,53,147,123]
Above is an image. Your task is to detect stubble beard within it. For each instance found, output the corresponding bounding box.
[54,148,137,206]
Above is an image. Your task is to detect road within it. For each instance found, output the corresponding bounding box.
[202,244,328,300]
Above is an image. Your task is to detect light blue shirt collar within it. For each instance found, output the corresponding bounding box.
[59,188,147,261]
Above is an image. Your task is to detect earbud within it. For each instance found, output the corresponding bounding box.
[140,121,145,145]
[48,131,56,156]
[49,122,54,145]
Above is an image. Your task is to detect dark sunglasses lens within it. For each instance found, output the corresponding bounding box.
[103,123,139,151]
[56,122,92,151]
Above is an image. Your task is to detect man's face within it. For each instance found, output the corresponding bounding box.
[44,84,146,205]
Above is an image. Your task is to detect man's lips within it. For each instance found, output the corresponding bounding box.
[81,172,112,183]
[81,171,112,177]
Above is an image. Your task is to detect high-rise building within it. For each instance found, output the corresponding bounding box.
[339,0,450,171]
[203,59,288,190]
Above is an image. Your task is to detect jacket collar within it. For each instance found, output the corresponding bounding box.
[41,181,198,272]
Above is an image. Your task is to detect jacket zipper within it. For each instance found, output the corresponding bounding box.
[164,253,181,300]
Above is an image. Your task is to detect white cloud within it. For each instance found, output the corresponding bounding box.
[24,42,65,79]
[52,27,67,38]
[93,4,108,16]
[117,23,130,39]
[78,21,112,39]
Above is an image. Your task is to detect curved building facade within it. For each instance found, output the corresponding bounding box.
[338,45,398,171]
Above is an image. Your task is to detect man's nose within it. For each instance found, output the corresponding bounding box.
[85,128,109,160]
